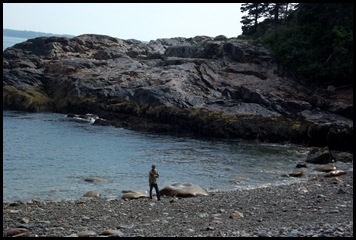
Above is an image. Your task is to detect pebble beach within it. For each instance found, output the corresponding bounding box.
[3,170,353,237]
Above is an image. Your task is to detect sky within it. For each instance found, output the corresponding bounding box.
[3,3,244,42]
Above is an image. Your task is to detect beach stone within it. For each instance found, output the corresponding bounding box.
[78,230,97,237]
[121,190,148,199]
[160,182,209,197]
[314,164,336,172]
[324,170,347,177]
[118,224,134,229]
[297,186,309,193]
[336,188,347,194]
[230,211,244,219]
[3,209,21,214]
[26,199,41,205]
[205,226,215,231]
[101,229,124,236]
[306,147,334,164]
[20,217,30,224]
[330,177,343,184]
[333,152,353,163]
[5,228,29,237]
[296,163,308,168]
[288,171,304,177]
[9,202,21,207]
[83,191,101,198]
[66,233,78,237]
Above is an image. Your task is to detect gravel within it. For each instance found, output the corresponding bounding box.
[3,172,353,237]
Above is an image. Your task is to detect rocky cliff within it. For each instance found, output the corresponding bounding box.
[3,34,353,151]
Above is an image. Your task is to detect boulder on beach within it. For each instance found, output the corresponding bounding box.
[314,164,336,172]
[83,191,101,198]
[121,190,148,199]
[324,170,347,177]
[288,171,304,177]
[306,147,335,164]
[5,228,29,237]
[160,182,209,198]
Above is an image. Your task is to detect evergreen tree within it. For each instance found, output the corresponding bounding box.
[260,3,353,86]
[263,3,297,26]
[240,3,268,35]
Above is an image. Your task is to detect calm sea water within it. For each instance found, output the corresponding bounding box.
[3,36,28,51]
[3,110,318,202]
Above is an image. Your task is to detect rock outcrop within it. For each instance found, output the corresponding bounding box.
[3,34,353,151]
[160,182,209,198]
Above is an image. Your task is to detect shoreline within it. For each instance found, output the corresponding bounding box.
[3,172,353,237]
[3,159,352,203]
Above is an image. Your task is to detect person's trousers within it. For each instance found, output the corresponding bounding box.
[149,183,160,200]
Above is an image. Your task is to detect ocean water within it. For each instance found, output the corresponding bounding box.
[3,110,321,202]
[3,36,28,51]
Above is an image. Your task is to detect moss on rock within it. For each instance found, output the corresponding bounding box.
[54,96,99,113]
[3,86,52,112]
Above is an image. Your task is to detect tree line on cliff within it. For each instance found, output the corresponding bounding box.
[239,3,353,88]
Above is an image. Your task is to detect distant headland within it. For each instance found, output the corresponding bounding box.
[3,28,74,39]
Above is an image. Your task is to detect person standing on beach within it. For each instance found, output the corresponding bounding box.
[149,164,161,201]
